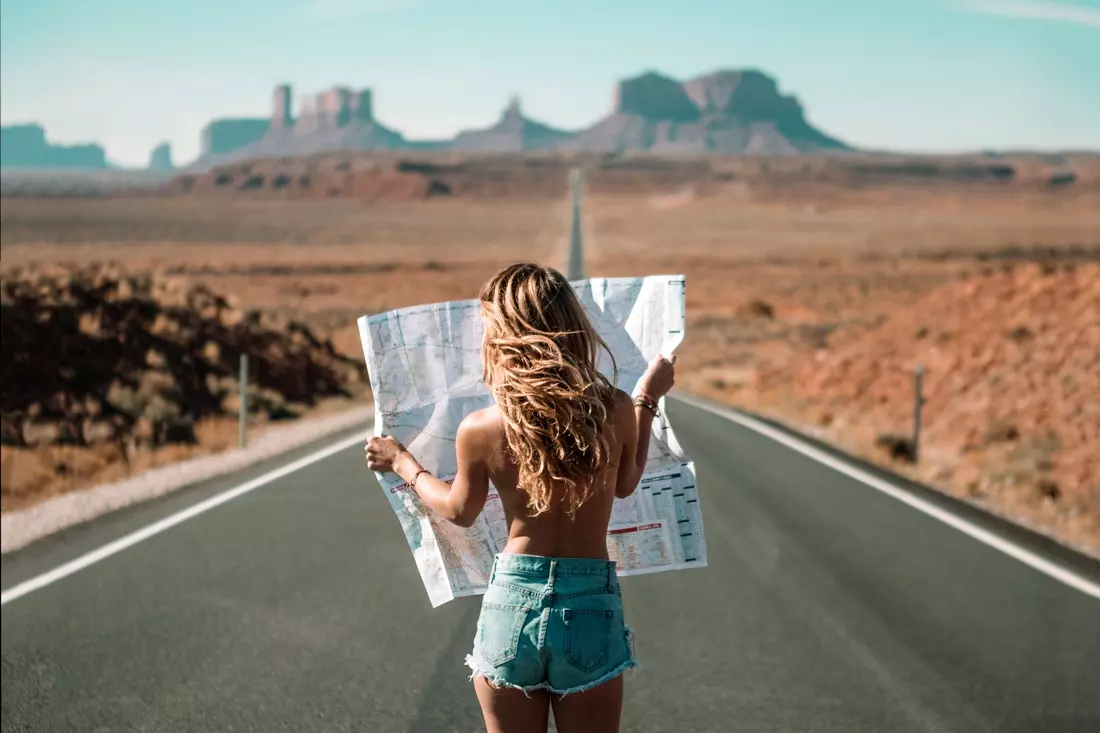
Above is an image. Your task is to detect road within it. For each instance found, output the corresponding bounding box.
[3,395,1098,732]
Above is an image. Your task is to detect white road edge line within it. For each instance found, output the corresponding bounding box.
[675,393,1100,601]
[1,430,370,607]
[7,395,1097,605]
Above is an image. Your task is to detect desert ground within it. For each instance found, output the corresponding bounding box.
[2,155,1097,557]
[585,186,1098,557]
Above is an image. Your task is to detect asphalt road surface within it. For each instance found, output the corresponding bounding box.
[3,396,1099,733]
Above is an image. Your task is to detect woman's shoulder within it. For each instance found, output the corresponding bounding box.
[458,404,504,442]
[605,388,634,425]
[610,387,634,412]
[457,405,507,464]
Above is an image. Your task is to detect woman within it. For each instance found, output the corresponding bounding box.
[365,262,676,733]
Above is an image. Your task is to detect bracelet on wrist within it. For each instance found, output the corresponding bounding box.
[634,393,660,416]
[410,467,430,489]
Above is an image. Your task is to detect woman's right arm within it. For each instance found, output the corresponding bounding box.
[615,355,676,499]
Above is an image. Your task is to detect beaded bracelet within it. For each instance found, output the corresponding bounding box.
[411,468,430,489]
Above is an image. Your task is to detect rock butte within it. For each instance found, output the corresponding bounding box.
[0,68,851,171]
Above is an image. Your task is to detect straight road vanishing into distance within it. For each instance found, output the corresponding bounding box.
[4,175,1099,732]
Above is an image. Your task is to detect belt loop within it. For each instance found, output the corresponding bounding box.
[547,559,558,594]
[607,562,616,593]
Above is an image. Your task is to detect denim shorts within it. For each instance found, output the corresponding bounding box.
[464,553,637,696]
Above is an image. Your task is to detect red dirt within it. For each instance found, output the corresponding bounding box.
[779,264,1097,521]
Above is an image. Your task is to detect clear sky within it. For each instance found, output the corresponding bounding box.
[1,0,1097,167]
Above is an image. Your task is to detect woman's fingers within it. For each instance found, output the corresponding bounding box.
[365,436,398,472]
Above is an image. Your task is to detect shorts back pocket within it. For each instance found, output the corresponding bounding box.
[563,608,613,673]
[477,601,529,667]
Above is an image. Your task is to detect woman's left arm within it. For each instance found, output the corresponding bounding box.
[365,417,489,528]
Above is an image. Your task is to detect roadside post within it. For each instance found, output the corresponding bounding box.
[239,353,249,449]
[912,364,925,463]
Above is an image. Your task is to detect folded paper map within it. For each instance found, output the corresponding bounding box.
[358,275,706,607]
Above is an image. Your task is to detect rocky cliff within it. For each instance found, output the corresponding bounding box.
[614,72,700,123]
[193,85,405,167]
[200,119,269,158]
[185,68,849,168]
[147,142,174,171]
[0,124,109,169]
[450,97,573,152]
[564,69,849,154]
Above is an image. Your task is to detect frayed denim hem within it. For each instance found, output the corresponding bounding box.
[464,655,550,698]
[464,655,639,699]
[550,657,638,698]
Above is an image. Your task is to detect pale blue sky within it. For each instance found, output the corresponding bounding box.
[2,0,1097,166]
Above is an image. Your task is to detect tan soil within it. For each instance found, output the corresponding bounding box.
[3,173,1097,558]
[1,197,567,512]
[585,188,1099,558]
[152,150,1100,200]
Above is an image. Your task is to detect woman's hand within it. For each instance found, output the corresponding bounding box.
[365,435,409,473]
[638,353,676,401]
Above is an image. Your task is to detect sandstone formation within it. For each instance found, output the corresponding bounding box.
[147,142,173,171]
[478,66,852,154]
[183,68,851,168]
[15,68,1095,172]
[3,68,854,170]
[201,118,269,157]
[271,84,293,131]
[192,85,405,168]
[563,69,850,154]
[0,124,109,169]
[614,72,700,123]
[451,97,574,152]
[0,265,365,451]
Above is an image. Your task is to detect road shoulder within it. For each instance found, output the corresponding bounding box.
[1,419,370,593]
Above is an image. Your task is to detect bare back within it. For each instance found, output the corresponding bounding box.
[463,389,637,559]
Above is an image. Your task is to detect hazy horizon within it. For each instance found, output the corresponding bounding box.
[2,0,1098,167]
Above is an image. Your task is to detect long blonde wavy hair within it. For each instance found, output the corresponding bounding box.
[479,263,617,518]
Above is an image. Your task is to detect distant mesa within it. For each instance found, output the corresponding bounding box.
[185,67,850,169]
[147,142,174,171]
[1,67,855,174]
[0,123,110,169]
[563,69,850,154]
[202,118,269,158]
[615,72,700,123]
[190,83,405,168]
[451,96,574,152]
